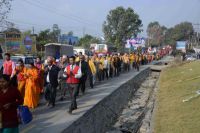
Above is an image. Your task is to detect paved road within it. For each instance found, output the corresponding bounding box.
[20,65,151,133]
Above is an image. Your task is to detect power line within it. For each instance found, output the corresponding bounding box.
[33,0,99,26]
[7,18,82,30]
[0,25,29,31]
[193,23,200,33]
[22,0,102,35]
[23,0,98,27]
[3,19,102,37]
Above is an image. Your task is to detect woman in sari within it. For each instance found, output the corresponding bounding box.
[23,63,40,109]
[35,57,44,93]
[0,75,23,133]
[14,59,27,98]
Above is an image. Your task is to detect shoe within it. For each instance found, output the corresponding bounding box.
[59,97,64,101]
[81,91,85,95]
[46,102,50,107]
[51,105,55,108]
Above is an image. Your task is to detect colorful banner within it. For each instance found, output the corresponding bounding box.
[24,36,32,51]
[5,33,21,53]
[126,38,146,48]
[6,40,20,51]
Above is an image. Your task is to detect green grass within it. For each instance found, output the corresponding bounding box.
[154,61,200,133]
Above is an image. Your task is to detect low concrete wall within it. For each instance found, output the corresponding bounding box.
[62,67,151,133]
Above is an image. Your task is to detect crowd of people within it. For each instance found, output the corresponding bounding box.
[0,47,171,132]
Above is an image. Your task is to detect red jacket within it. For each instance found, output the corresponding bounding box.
[66,65,80,84]
[0,86,23,128]
[3,60,15,76]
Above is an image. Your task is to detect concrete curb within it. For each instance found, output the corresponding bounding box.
[62,67,151,133]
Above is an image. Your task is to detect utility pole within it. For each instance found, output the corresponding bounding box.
[32,26,35,34]
[4,33,7,53]
[193,23,200,47]
[83,27,85,37]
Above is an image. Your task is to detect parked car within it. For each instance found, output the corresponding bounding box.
[186,55,196,61]
[11,55,35,66]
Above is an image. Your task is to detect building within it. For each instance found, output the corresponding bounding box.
[0,28,36,55]
[58,34,79,45]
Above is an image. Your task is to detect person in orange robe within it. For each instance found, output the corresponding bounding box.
[14,59,27,98]
[23,63,40,109]
[35,57,44,93]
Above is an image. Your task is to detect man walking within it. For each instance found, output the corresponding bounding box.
[2,53,16,85]
[103,56,109,80]
[44,56,60,108]
[58,55,68,101]
[77,55,89,94]
[64,56,82,114]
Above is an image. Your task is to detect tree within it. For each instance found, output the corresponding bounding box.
[37,29,51,46]
[78,34,100,49]
[0,0,13,29]
[164,22,194,47]
[103,6,142,50]
[147,21,167,47]
[51,24,61,42]
[37,24,61,46]
[171,22,193,41]
[67,31,73,36]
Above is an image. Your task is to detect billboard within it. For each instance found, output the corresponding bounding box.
[24,36,32,51]
[176,41,186,52]
[90,44,108,54]
[126,38,145,48]
[4,32,21,53]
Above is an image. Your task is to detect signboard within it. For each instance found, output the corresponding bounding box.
[90,44,108,54]
[176,41,186,52]
[126,38,146,48]
[24,36,32,51]
[97,44,107,53]
[5,33,21,53]
[125,42,131,48]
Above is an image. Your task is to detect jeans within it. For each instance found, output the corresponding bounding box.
[44,83,57,106]
[60,80,67,98]
[89,75,94,88]
[78,75,87,93]
[103,68,109,80]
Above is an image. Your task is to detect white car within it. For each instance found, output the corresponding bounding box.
[11,55,35,66]
[186,55,196,61]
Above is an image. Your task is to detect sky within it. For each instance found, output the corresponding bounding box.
[7,0,200,37]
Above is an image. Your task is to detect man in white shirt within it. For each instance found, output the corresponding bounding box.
[64,56,82,114]
[103,56,109,80]
[58,55,68,101]
[44,56,60,107]
[2,53,16,85]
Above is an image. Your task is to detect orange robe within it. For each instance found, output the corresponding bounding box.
[35,63,44,93]
[23,67,40,109]
[14,66,27,98]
